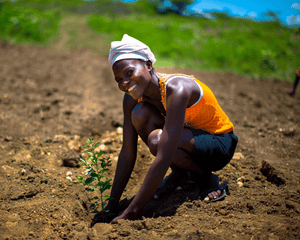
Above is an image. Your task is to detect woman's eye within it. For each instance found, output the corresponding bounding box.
[126,70,133,77]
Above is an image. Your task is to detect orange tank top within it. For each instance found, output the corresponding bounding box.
[157,73,234,134]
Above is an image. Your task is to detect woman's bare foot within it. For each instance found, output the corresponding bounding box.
[203,189,222,202]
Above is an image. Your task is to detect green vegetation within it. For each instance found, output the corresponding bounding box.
[78,138,113,219]
[0,0,299,80]
[87,12,299,80]
[0,1,61,44]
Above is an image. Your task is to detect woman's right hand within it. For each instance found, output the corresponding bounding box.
[91,206,117,226]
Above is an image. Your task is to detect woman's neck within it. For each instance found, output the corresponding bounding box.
[143,69,161,101]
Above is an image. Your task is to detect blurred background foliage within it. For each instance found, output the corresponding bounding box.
[0,0,299,80]
[0,0,61,44]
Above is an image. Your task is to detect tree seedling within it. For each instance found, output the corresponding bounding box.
[78,138,113,221]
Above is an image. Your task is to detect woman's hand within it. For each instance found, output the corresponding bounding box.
[110,213,126,224]
[110,209,137,224]
[91,205,117,226]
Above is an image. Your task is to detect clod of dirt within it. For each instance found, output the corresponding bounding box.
[111,119,122,128]
[2,182,40,200]
[260,160,286,186]
[61,150,81,168]
[283,131,295,137]
[68,138,81,152]
[91,128,102,136]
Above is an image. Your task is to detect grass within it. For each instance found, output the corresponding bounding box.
[0,0,299,81]
[87,13,300,80]
[0,1,61,45]
[48,13,110,55]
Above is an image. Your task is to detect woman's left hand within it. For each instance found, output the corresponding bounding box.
[110,214,125,224]
[110,209,136,224]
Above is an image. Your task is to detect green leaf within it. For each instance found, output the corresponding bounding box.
[91,196,99,200]
[91,156,97,163]
[90,172,98,178]
[86,169,95,176]
[84,177,94,185]
[78,176,83,181]
[89,203,98,208]
[97,151,104,158]
[93,151,99,156]
[91,210,100,214]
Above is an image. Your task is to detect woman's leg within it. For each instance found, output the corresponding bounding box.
[131,101,164,146]
[292,74,300,95]
[148,129,195,156]
[285,70,300,96]
[131,102,222,201]
[131,101,199,171]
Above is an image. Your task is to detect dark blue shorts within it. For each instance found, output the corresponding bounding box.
[190,129,238,173]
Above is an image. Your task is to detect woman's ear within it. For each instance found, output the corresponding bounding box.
[146,60,153,72]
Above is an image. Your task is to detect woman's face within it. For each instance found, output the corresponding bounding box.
[112,59,152,100]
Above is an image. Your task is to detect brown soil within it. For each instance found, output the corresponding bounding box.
[0,41,299,240]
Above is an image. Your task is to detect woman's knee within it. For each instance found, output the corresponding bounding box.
[148,129,162,156]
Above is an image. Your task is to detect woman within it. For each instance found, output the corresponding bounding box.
[285,67,300,97]
[96,34,238,224]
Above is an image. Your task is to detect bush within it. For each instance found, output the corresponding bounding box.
[0,2,61,44]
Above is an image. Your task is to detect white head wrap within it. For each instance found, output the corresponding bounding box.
[108,34,156,67]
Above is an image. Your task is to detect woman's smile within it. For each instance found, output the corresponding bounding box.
[127,84,139,98]
[128,84,137,93]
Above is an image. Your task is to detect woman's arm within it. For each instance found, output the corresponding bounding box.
[107,93,139,211]
[111,78,191,222]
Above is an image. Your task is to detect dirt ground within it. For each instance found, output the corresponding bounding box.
[0,40,299,240]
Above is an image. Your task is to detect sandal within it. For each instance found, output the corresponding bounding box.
[191,173,229,203]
